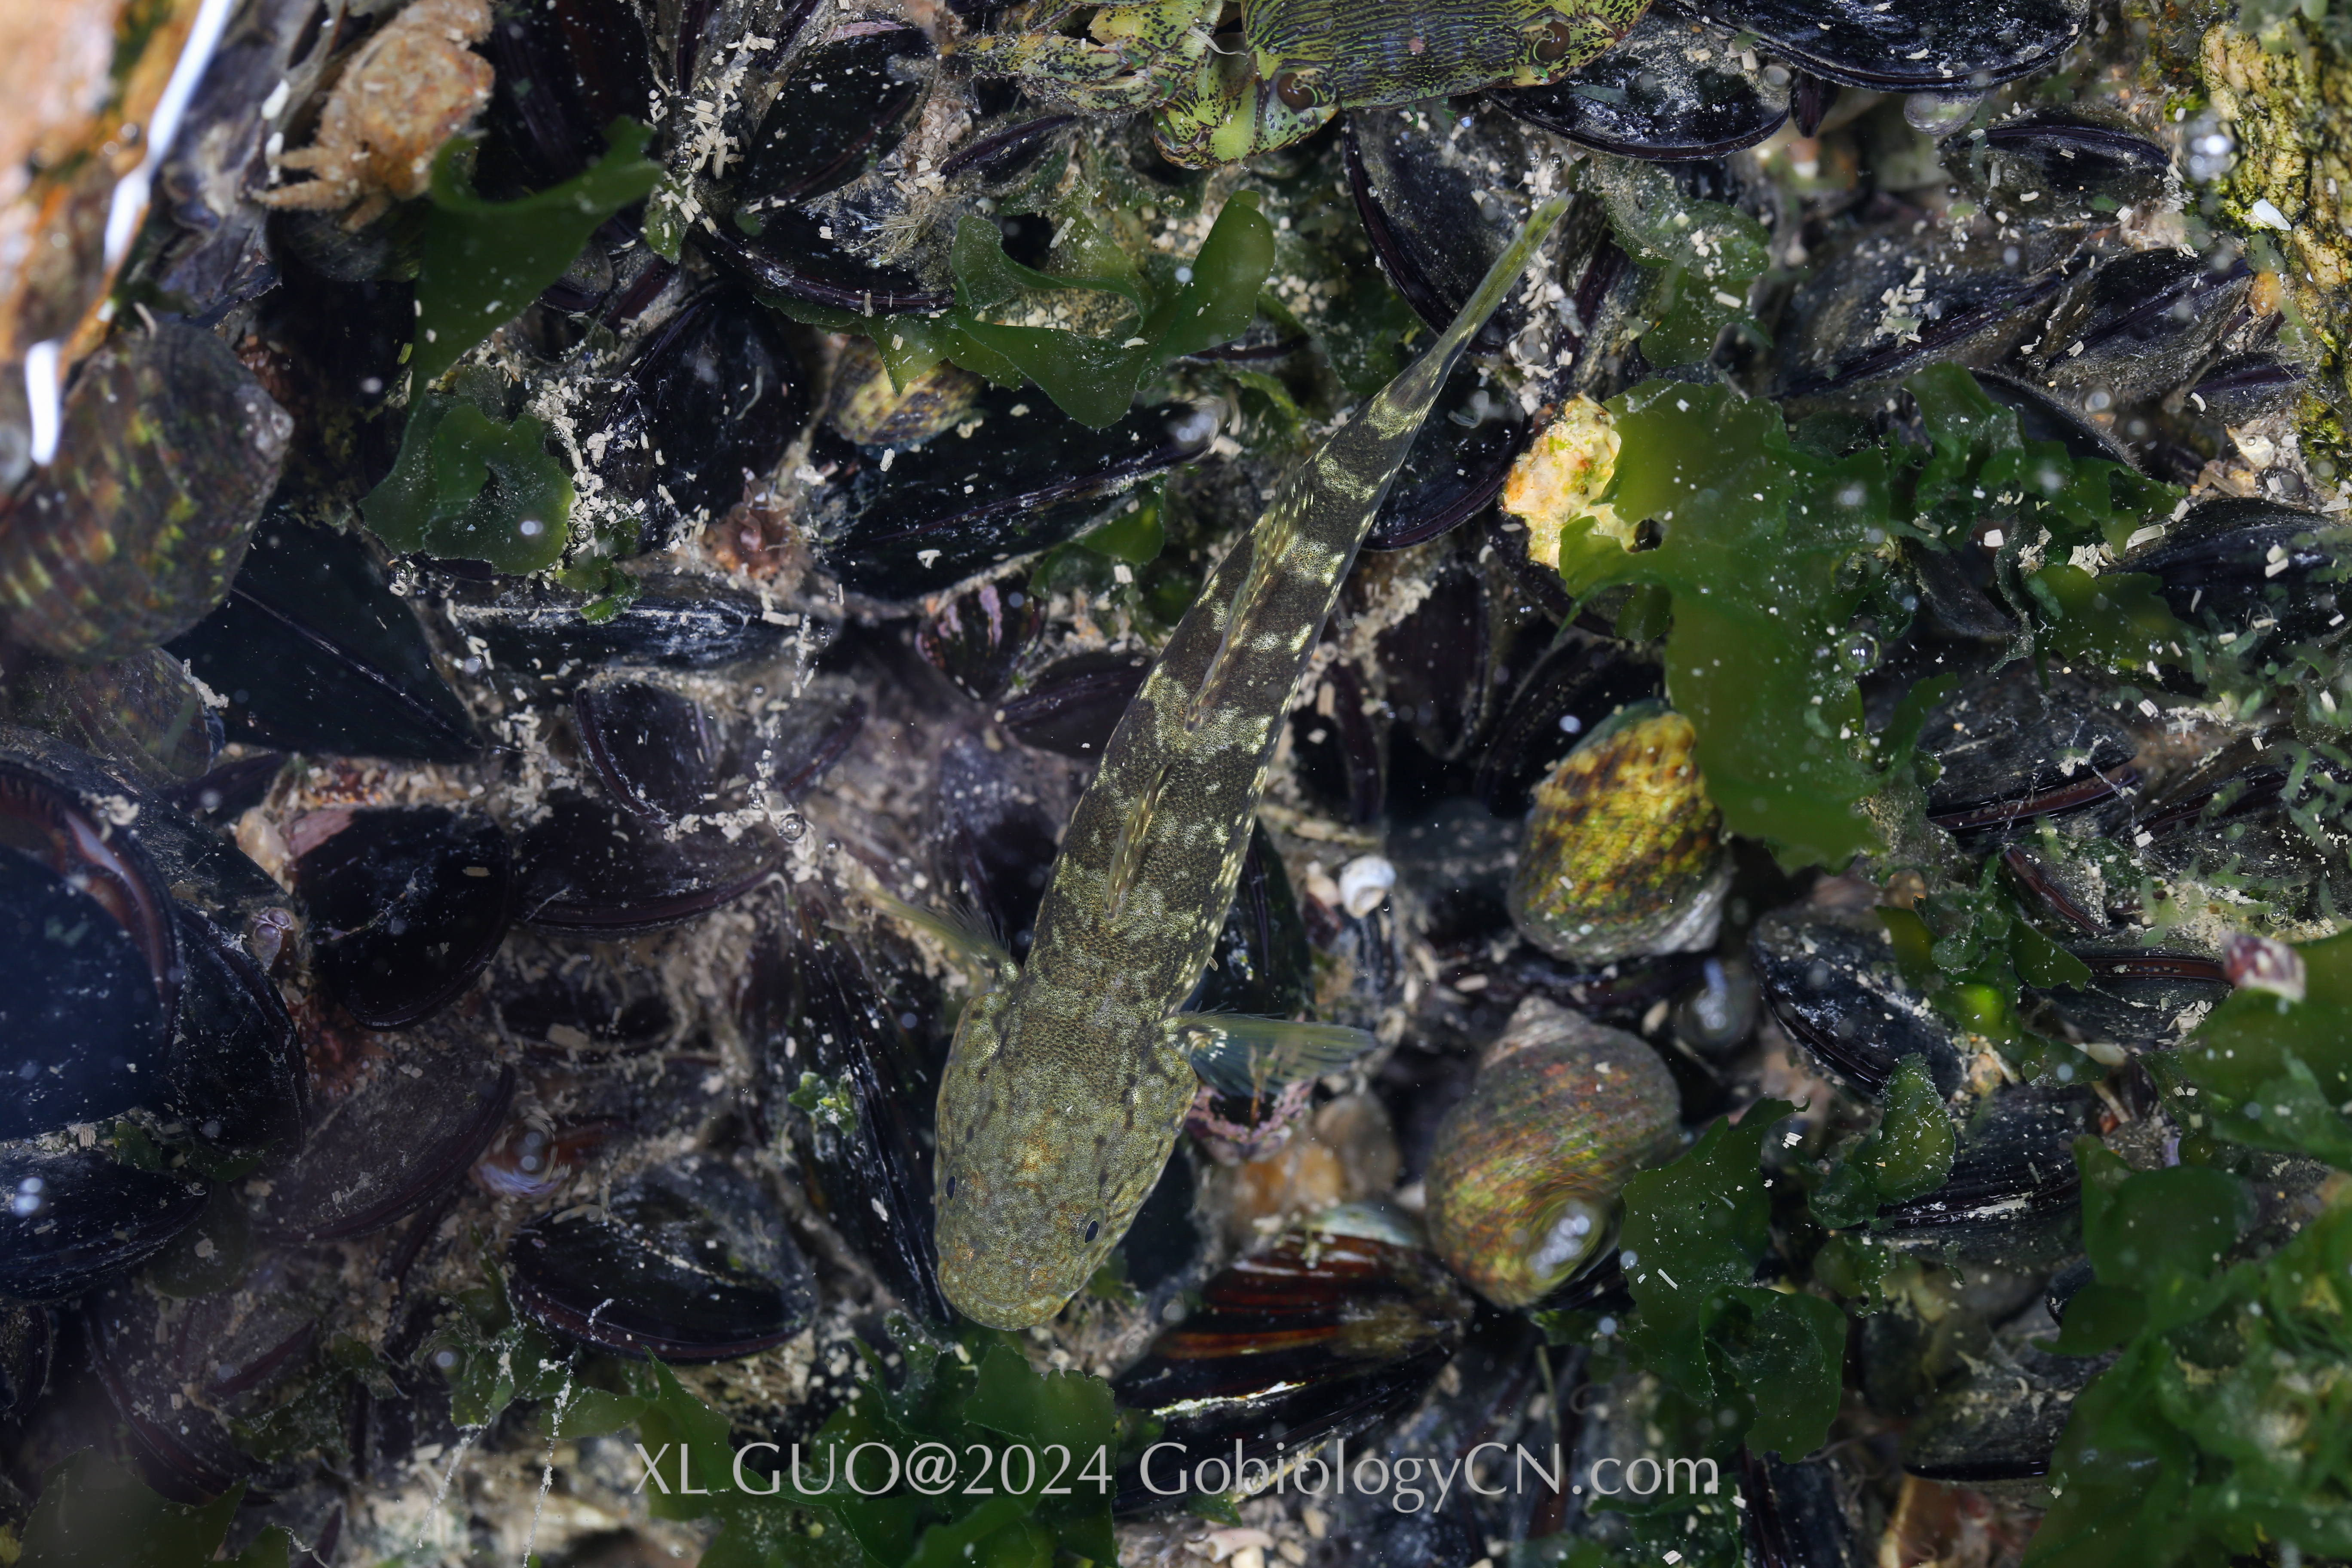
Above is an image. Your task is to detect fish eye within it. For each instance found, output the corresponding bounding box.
[944,1175,956,1200]
[1084,1219,1100,1243]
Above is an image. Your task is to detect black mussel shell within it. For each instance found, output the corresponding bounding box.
[932,731,1063,959]
[1741,1449,1871,1568]
[2188,353,2306,423]
[1694,0,2087,91]
[744,889,947,1321]
[478,0,658,195]
[1752,908,1965,1097]
[575,680,723,824]
[939,113,1080,183]
[1289,655,1386,826]
[1901,1338,2108,1485]
[438,573,803,683]
[2038,250,2251,406]
[1474,631,1662,815]
[2119,497,2347,651]
[1188,822,1312,1020]
[0,759,178,1140]
[493,938,679,1060]
[1490,7,1788,161]
[515,790,778,934]
[1972,370,2137,469]
[1956,113,2173,208]
[588,288,812,553]
[2035,946,2230,1050]
[916,579,1045,701]
[254,1051,515,1243]
[0,1149,209,1301]
[741,18,933,206]
[165,905,306,1154]
[806,392,1213,600]
[995,650,1152,757]
[296,807,516,1028]
[1365,361,1529,551]
[170,519,480,763]
[1345,107,1540,345]
[1378,551,1496,763]
[508,1155,817,1360]
[764,686,868,802]
[1917,666,2137,842]
[1111,1228,1472,1512]
[0,1301,51,1420]
[87,1277,320,1503]
[702,206,953,315]
[1777,232,2078,399]
[1873,1086,2092,1267]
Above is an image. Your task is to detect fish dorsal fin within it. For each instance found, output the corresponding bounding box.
[1104,758,1172,917]
[1166,1012,1379,1097]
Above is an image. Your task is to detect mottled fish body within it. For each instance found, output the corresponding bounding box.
[933,197,1571,1328]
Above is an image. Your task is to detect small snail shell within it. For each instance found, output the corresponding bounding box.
[1425,996,1681,1308]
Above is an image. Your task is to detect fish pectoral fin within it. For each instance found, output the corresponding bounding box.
[1165,1013,1379,1097]
[859,885,1018,990]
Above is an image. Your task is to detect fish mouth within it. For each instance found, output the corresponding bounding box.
[939,1244,1079,1329]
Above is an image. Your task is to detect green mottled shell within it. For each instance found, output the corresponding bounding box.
[0,325,291,662]
[7,647,218,790]
[1426,996,1679,1308]
[1507,702,1729,967]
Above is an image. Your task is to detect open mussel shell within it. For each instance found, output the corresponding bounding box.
[508,1155,816,1361]
[0,324,291,662]
[491,933,679,1061]
[515,789,779,934]
[294,806,516,1029]
[805,391,1213,600]
[1109,1221,1473,1512]
[1489,6,1789,161]
[1692,0,2087,91]
[253,1046,515,1243]
[2119,497,2348,652]
[582,287,812,554]
[1507,704,1730,967]
[1752,907,1966,1097]
[742,888,949,1322]
[1188,822,1313,1021]
[438,573,805,684]
[170,518,480,762]
[1378,550,1499,762]
[1426,998,1681,1308]
[1917,665,2137,844]
[477,0,658,195]
[0,1148,209,1301]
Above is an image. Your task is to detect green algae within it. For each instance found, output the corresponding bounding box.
[361,394,574,573]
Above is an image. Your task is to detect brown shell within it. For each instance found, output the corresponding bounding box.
[1425,995,1681,1308]
[1507,702,1729,966]
[0,324,291,661]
